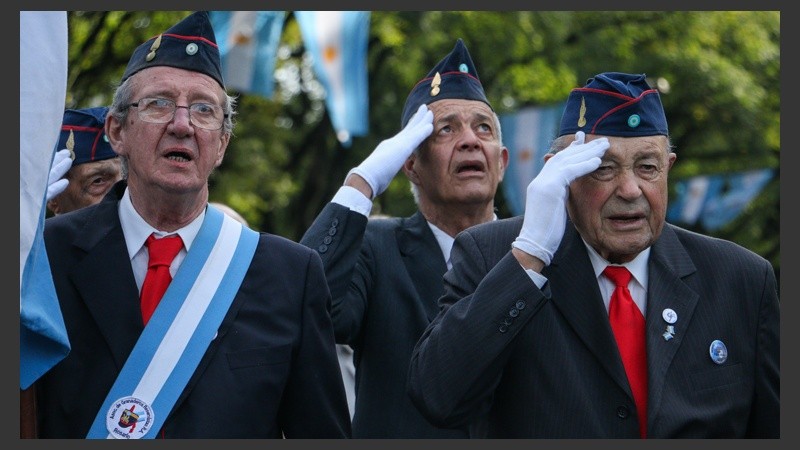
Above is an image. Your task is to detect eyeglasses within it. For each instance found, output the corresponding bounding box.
[128,97,228,130]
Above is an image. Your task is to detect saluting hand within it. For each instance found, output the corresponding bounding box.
[346,104,433,199]
[512,131,609,266]
[46,148,72,202]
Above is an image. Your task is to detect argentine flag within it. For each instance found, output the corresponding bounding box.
[295,11,370,147]
[667,169,774,231]
[20,11,71,389]
[498,103,565,216]
[210,11,286,99]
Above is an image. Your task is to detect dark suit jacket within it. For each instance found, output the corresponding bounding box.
[301,203,468,438]
[408,217,780,438]
[37,183,351,438]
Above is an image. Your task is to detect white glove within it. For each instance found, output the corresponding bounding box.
[512,131,610,265]
[46,149,72,202]
[347,104,433,198]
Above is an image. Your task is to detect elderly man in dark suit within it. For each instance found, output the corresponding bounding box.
[37,11,350,439]
[301,39,508,437]
[408,72,779,438]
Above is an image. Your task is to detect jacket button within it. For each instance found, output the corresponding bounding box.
[331,219,339,227]
[499,325,508,333]
[318,244,328,253]
[323,236,333,245]
[516,301,526,310]
[616,405,629,419]
[328,227,337,236]
[509,308,519,318]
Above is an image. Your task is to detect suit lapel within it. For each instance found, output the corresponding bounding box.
[547,225,631,395]
[642,225,698,427]
[551,224,700,430]
[69,200,143,369]
[396,212,448,321]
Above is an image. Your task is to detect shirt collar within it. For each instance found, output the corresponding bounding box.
[118,187,205,259]
[427,213,498,270]
[584,237,650,290]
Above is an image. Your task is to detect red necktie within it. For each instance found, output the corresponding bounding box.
[140,234,183,325]
[604,266,647,439]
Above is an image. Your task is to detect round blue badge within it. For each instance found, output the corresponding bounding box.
[185,43,198,56]
[459,63,468,73]
[627,114,641,128]
[709,340,728,365]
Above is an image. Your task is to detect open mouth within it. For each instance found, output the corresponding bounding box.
[609,213,645,224]
[455,160,486,175]
[165,150,191,162]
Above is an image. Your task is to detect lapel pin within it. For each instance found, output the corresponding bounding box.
[662,325,675,341]
[709,340,728,364]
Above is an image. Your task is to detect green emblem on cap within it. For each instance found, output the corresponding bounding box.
[627,114,641,128]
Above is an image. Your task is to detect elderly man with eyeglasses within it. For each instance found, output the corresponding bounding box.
[36,11,350,439]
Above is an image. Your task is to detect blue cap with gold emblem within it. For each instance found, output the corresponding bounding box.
[400,38,491,127]
[558,72,668,137]
[57,106,118,166]
[121,11,224,89]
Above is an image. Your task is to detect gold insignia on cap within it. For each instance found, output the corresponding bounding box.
[146,34,162,62]
[430,72,441,97]
[66,130,76,160]
[577,96,587,127]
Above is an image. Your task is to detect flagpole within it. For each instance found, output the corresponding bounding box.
[21,386,37,438]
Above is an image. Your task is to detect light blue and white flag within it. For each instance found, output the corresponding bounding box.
[210,11,286,99]
[498,102,565,216]
[699,168,774,231]
[667,168,774,231]
[20,11,71,389]
[295,11,370,147]
[666,175,715,226]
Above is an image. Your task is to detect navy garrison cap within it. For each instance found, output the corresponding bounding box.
[57,107,117,166]
[558,72,668,137]
[121,11,224,88]
[400,38,491,127]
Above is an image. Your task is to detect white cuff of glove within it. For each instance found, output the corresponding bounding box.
[346,167,380,201]
[511,238,554,267]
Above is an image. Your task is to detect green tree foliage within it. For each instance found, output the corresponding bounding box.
[64,11,780,281]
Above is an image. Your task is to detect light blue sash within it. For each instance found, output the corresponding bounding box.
[87,206,258,439]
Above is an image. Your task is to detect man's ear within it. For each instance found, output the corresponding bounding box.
[214,132,230,168]
[105,113,125,158]
[46,198,61,215]
[402,154,420,185]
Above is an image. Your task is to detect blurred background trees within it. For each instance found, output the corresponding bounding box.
[63,11,780,281]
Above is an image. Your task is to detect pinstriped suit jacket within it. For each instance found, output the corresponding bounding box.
[301,202,469,438]
[408,217,779,438]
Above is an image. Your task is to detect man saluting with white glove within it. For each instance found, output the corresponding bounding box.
[301,39,509,438]
[407,72,779,439]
